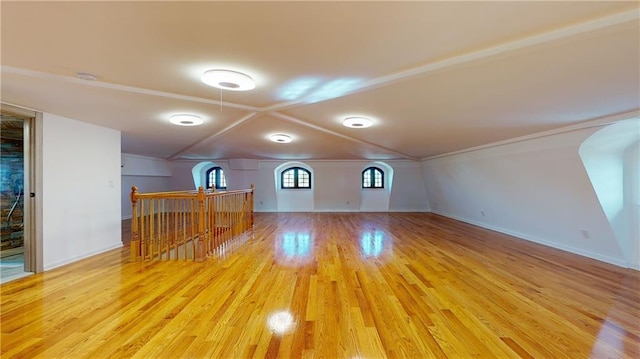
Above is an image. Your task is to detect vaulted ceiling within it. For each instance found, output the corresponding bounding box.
[1,1,638,161]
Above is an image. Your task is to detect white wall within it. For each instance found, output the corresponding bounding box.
[389,161,430,211]
[167,159,430,212]
[42,113,121,270]
[421,126,628,268]
[579,119,640,269]
[625,141,640,268]
[275,162,315,212]
[360,162,393,212]
[121,154,172,219]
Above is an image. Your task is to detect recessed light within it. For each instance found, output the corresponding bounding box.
[170,114,203,126]
[201,69,255,91]
[270,134,292,143]
[343,117,373,128]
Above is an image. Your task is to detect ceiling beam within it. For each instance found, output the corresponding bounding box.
[169,112,260,160]
[1,66,261,112]
[262,9,640,113]
[270,112,418,161]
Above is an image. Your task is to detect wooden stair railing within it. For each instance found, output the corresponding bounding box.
[130,185,254,261]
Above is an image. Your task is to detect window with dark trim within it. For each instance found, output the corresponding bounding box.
[281,167,311,189]
[206,166,227,190]
[362,167,384,188]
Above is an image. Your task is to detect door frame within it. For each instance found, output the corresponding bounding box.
[1,103,43,273]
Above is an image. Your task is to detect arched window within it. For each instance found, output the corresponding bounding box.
[362,167,384,188]
[281,167,311,189]
[206,167,227,190]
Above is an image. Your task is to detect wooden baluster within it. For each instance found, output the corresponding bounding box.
[174,199,181,260]
[166,201,169,258]
[190,198,195,261]
[140,198,146,259]
[172,199,177,260]
[238,192,242,232]
[214,196,218,252]
[130,186,253,262]
[250,184,255,229]
[196,187,205,261]
[243,192,248,233]
[159,200,162,258]
[204,196,209,256]
[229,195,233,240]
[130,186,140,261]
[214,196,218,254]
[150,199,155,260]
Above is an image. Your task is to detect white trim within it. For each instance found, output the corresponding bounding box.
[1,102,37,117]
[121,153,167,161]
[430,210,631,269]
[264,9,640,112]
[1,66,261,112]
[169,112,259,159]
[260,159,420,166]
[421,110,640,162]
[269,112,418,160]
[43,243,123,271]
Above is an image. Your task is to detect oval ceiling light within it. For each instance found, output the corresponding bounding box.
[343,116,373,128]
[76,72,97,81]
[201,69,255,91]
[270,134,292,143]
[169,114,203,126]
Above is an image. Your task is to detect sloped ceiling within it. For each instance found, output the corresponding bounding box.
[1,1,638,161]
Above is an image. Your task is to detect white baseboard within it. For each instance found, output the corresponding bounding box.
[430,210,631,270]
[254,209,430,213]
[44,243,123,271]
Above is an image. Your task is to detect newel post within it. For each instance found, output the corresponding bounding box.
[130,186,140,261]
[196,186,206,262]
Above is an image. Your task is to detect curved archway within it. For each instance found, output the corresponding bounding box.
[274,161,314,211]
[191,161,228,190]
[579,118,640,269]
[360,161,394,211]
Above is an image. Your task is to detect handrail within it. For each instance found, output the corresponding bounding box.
[135,188,252,199]
[130,184,254,261]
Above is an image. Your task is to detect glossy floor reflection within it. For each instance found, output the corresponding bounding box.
[1,213,639,358]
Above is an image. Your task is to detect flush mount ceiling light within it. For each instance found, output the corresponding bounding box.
[201,69,255,91]
[169,114,203,126]
[343,116,373,128]
[76,72,97,81]
[270,134,292,143]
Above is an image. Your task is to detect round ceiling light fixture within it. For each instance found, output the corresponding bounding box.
[76,72,97,81]
[169,114,203,126]
[201,69,255,91]
[343,116,373,128]
[270,134,292,143]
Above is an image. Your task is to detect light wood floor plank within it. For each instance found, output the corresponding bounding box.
[1,212,639,358]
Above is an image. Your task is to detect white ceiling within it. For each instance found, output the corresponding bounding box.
[1,1,638,161]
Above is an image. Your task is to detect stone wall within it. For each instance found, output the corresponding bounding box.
[1,135,24,250]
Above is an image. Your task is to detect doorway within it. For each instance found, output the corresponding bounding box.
[1,107,37,283]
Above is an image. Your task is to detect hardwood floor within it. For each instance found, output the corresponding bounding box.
[1,212,639,358]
